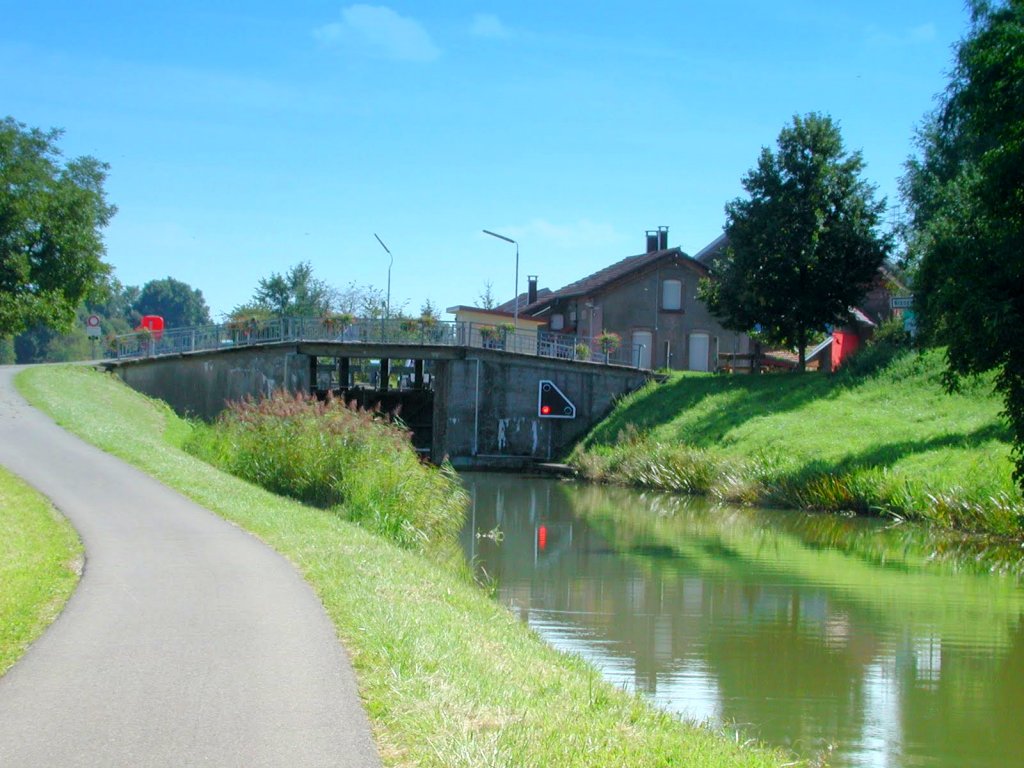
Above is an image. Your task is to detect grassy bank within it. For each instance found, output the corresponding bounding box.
[573,346,1023,536]
[17,365,790,768]
[185,392,466,561]
[0,466,82,676]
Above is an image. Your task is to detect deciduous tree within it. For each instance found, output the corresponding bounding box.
[133,277,211,329]
[902,0,1024,488]
[0,117,115,338]
[252,262,334,317]
[12,278,138,363]
[700,113,890,369]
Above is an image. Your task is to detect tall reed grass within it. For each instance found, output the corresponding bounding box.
[185,391,467,554]
[574,434,1024,536]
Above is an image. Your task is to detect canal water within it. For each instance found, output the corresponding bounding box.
[459,473,1024,768]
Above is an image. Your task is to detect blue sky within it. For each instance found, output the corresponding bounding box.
[2,1,968,320]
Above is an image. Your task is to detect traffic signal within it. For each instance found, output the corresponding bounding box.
[538,380,576,419]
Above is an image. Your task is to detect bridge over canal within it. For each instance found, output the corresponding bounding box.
[104,318,651,469]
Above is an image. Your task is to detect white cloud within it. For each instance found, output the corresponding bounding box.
[470,13,510,40]
[314,5,440,62]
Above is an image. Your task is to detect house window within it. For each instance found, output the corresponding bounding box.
[550,313,565,331]
[662,279,683,311]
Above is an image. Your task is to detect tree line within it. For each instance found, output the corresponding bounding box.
[1,260,438,364]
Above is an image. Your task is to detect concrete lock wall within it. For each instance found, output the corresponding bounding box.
[113,344,310,421]
[110,343,650,468]
[435,353,647,466]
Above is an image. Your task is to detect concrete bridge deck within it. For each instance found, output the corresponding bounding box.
[105,319,652,469]
[112,316,647,368]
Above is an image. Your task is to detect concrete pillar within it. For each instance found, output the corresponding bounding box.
[309,355,318,394]
[338,357,350,389]
[414,359,424,389]
[380,359,390,392]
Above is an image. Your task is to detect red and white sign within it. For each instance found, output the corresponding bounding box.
[85,314,102,338]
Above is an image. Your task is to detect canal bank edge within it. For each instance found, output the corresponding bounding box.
[15,365,793,768]
[570,347,1022,537]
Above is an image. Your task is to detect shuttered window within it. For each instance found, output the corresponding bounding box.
[662,279,683,311]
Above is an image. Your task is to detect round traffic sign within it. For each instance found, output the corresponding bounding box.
[86,315,101,327]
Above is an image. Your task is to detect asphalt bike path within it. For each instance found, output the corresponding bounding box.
[0,367,381,767]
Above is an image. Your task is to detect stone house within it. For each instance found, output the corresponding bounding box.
[510,229,749,371]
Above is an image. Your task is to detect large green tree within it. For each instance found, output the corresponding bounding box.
[701,113,891,369]
[0,117,115,338]
[231,264,396,322]
[133,277,211,329]
[903,0,1024,487]
[241,261,335,318]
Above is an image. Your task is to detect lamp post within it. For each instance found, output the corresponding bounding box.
[373,233,393,322]
[482,229,519,330]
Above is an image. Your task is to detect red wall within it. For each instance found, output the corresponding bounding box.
[831,330,861,369]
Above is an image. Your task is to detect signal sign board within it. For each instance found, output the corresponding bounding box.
[538,380,576,419]
[891,296,914,309]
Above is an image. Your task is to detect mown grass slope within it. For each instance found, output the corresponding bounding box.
[574,347,1022,535]
[0,466,81,676]
[17,365,792,768]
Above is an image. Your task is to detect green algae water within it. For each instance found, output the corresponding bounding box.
[460,473,1024,768]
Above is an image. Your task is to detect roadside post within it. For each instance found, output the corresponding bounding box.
[85,314,101,358]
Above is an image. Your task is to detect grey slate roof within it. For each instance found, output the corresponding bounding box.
[494,287,553,315]
[519,247,708,314]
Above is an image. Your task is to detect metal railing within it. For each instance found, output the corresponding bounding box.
[110,317,649,369]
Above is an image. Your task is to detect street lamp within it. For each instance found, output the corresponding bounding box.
[373,233,393,321]
[482,229,519,330]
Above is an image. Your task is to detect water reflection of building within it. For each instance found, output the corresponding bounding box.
[461,474,1024,768]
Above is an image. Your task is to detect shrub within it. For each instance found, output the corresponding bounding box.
[185,391,467,553]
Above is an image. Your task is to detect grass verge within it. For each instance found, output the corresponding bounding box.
[573,346,1024,536]
[0,465,82,676]
[16,365,792,768]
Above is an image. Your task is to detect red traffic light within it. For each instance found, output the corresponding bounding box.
[540,404,552,415]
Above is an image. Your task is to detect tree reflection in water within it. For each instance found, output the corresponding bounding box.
[460,473,1024,768]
